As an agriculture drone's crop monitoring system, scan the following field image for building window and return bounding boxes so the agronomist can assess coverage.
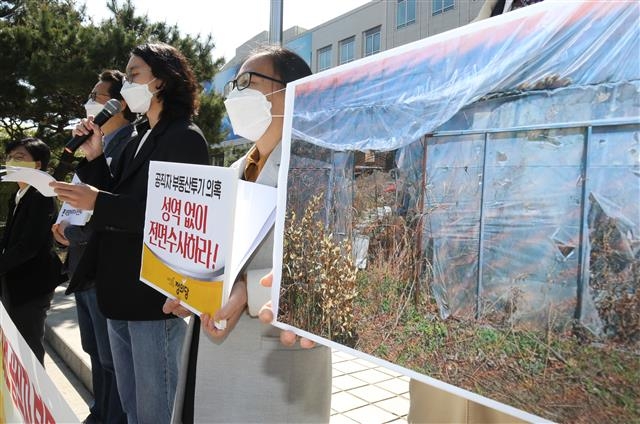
[364,26,381,57]
[318,45,332,71]
[339,36,355,65]
[397,0,416,28]
[433,0,454,15]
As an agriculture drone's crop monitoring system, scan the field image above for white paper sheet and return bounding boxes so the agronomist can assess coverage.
[229,180,277,280]
[1,166,57,197]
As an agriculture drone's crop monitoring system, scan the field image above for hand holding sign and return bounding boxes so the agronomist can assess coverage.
[258,271,316,349]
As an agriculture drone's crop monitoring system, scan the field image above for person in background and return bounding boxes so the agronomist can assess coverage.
[164,46,332,423]
[52,69,134,424]
[0,137,63,364]
[77,69,137,172]
[50,43,210,424]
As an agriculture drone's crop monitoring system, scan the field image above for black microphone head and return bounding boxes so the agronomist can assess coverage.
[92,99,123,127]
[63,98,124,154]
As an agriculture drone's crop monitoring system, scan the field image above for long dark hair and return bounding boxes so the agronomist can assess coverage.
[131,43,200,121]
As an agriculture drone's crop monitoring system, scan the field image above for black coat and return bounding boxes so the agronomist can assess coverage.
[63,122,136,281]
[68,117,210,320]
[0,187,63,305]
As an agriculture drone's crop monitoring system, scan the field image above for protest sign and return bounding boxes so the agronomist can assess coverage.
[141,161,276,326]
[0,304,77,423]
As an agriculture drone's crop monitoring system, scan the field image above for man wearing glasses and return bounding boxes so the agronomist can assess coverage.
[52,70,135,424]
[81,70,137,171]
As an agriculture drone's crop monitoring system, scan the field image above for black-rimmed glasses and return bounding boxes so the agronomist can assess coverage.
[223,71,285,98]
[88,91,110,101]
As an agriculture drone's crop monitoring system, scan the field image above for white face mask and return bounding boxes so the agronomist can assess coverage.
[224,88,283,141]
[120,78,157,114]
[84,99,104,118]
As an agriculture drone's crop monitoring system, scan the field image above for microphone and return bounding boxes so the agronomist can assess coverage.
[64,99,122,154]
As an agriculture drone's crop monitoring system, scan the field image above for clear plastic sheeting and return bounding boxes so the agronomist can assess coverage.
[580,126,640,338]
[384,104,638,336]
[425,127,590,330]
[284,0,640,337]
[289,0,640,151]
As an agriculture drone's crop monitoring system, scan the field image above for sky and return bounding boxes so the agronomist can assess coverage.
[81,0,372,62]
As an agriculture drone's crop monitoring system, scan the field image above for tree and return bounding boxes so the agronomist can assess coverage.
[0,0,226,168]
[194,90,227,146]
[0,0,98,146]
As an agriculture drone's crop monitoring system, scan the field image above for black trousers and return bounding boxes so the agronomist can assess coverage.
[1,287,54,364]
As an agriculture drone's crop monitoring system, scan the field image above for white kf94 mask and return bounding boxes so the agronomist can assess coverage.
[120,78,157,114]
[84,99,105,118]
[224,88,283,141]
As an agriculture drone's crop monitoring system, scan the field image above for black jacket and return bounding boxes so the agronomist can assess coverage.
[63,122,136,282]
[0,187,63,305]
[68,117,210,320]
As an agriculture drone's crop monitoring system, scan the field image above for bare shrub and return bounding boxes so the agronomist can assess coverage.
[279,193,359,345]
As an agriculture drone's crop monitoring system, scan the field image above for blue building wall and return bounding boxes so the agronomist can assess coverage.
[285,32,312,68]
[209,65,240,96]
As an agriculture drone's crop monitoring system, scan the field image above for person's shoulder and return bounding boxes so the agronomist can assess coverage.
[230,151,248,170]
[157,118,209,163]
[174,120,208,146]
[25,187,56,207]
[108,123,136,147]
[25,186,49,199]
[115,122,136,139]
[154,118,208,158]
[180,119,205,136]
[163,118,204,138]
[186,121,206,138]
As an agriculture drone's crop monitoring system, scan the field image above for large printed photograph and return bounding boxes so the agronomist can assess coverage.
[272,2,640,423]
